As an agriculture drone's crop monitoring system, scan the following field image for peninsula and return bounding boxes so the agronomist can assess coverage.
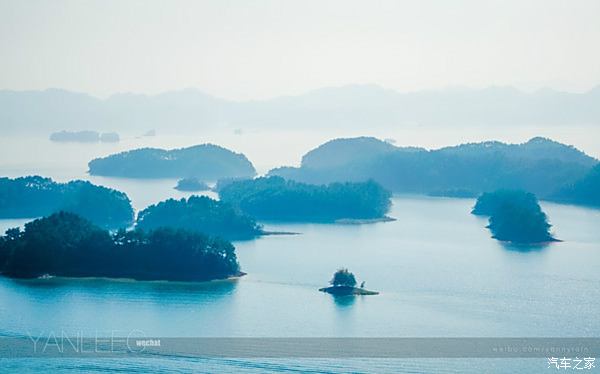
[219,176,392,222]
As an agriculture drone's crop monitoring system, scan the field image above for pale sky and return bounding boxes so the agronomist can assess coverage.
[1,0,600,100]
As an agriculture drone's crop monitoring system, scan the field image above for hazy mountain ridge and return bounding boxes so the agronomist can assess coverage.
[2,84,599,135]
[268,137,598,199]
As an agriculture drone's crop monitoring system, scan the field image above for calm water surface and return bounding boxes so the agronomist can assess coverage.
[1,137,600,372]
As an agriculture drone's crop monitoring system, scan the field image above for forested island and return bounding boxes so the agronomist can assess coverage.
[88,144,256,179]
[472,190,558,244]
[136,195,263,240]
[0,176,133,228]
[269,137,597,199]
[0,212,241,281]
[174,178,210,191]
[50,130,120,143]
[219,176,392,222]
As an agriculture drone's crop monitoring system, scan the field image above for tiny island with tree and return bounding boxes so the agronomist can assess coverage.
[319,268,379,296]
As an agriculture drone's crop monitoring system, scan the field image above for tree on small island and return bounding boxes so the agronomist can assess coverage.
[319,268,379,296]
[330,268,357,287]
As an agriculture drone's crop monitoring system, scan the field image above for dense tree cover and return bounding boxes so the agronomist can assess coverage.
[301,137,402,169]
[0,212,240,281]
[472,190,557,244]
[136,195,262,240]
[472,190,539,216]
[213,177,251,192]
[174,178,210,191]
[219,176,392,222]
[88,144,256,179]
[269,137,597,198]
[330,268,357,287]
[552,164,600,207]
[0,176,133,228]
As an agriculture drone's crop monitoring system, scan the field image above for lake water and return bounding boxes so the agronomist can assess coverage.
[1,136,600,372]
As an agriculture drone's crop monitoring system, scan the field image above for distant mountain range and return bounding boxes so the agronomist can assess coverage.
[1,85,600,134]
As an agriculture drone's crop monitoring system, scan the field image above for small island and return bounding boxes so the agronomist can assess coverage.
[0,176,134,229]
[50,130,120,143]
[174,178,210,192]
[136,195,263,240]
[472,190,558,244]
[219,176,392,222]
[319,268,379,296]
[0,212,242,281]
[88,144,256,179]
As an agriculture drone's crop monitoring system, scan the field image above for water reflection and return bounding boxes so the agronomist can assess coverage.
[4,276,238,304]
[332,295,356,308]
[499,242,552,253]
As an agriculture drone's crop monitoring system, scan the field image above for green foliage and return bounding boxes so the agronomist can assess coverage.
[330,268,357,287]
[0,212,240,281]
[554,164,600,207]
[219,176,391,222]
[88,144,256,179]
[269,137,597,198]
[301,137,399,169]
[136,195,262,240]
[472,190,538,216]
[0,176,134,229]
[473,190,556,244]
[174,178,210,191]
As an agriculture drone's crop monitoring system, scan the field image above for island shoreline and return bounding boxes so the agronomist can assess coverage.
[1,271,247,285]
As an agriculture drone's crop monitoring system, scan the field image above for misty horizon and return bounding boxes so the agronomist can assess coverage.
[2,1,600,100]
[3,82,600,101]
